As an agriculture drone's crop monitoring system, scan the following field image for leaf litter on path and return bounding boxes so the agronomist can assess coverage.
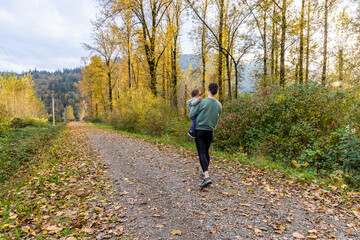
[0,123,127,239]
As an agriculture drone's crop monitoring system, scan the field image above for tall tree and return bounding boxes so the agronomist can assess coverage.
[217,0,225,101]
[305,0,311,82]
[186,0,228,102]
[83,26,119,112]
[167,0,184,108]
[131,0,172,96]
[279,0,287,86]
[299,0,305,83]
[321,0,329,86]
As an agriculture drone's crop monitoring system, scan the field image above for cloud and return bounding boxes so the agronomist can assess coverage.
[0,0,98,73]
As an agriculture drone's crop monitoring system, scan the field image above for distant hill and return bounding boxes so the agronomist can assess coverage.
[25,68,81,118]
[179,54,199,71]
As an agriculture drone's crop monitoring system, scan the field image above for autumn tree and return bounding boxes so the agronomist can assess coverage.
[186,0,229,102]
[83,25,120,112]
[0,73,46,119]
[65,105,75,122]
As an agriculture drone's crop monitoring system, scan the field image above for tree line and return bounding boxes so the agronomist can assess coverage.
[0,73,46,120]
[79,0,360,121]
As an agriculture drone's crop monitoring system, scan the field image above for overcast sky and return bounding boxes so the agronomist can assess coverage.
[0,0,100,73]
[0,0,194,73]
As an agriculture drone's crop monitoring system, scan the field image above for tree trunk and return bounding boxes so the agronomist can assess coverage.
[279,0,287,86]
[270,4,276,85]
[171,34,178,109]
[299,0,305,83]
[218,0,224,102]
[263,9,267,88]
[162,59,166,99]
[234,63,239,99]
[339,48,343,82]
[226,53,232,100]
[128,50,131,89]
[201,0,208,93]
[107,72,113,112]
[321,0,328,86]
[305,0,310,82]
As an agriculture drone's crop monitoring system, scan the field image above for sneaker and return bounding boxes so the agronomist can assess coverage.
[187,131,196,138]
[200,177,212,188]
[198,173,205,180]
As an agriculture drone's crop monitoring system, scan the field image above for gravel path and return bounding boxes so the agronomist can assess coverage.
[76,123,359,240]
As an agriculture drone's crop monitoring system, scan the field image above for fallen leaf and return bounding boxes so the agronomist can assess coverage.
[327,234,336,239]
[210,228,217,234]
[292,232,305,239]
[82,227,93,234]
[353,209,360,220]
[171,230,182,235]
[46,225,62,232]
[255,228,262,234]
[307,229,317,234]
[240,203,252,207]
[8,212,17,219]
[306,235,318,239]
[119,191,129,196]
[275,225,285,234]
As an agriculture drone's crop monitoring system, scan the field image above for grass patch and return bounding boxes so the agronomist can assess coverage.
[0,123,64,183]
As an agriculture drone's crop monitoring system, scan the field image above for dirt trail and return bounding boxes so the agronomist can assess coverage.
[76,122,359,239]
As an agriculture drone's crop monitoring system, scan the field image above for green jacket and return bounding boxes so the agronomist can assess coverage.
[189,97,222,131]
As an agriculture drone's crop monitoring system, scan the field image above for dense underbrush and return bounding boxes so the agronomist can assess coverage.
[215,82,360,187]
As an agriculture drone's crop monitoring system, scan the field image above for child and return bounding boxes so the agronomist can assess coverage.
[187,88,202,138]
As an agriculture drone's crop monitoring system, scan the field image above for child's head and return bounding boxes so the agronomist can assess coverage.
[191,88,200,97]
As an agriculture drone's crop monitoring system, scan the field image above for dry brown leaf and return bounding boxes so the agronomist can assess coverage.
[8,212,17,219]
[171,230,182,235]
[306,235,318,239]
[240,203,252,207]
[327,234,336,239]
[255,228,262,234]
[119,191,129,196]
[46,225,62,232]
[292,232,305,239]
[82,227,93,234]
[353,209,360,220]
[307,229,317,234]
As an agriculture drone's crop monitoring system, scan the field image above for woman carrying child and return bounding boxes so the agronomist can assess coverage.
[189,83,222,188]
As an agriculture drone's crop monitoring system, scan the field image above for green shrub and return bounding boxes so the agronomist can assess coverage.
[48,115,64,123]
[10,117,48,128]
[214,82,360,187]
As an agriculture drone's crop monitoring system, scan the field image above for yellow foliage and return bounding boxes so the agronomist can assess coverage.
[0,73,47,119]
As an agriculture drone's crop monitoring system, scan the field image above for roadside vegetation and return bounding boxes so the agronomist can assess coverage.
[0,118,63,183]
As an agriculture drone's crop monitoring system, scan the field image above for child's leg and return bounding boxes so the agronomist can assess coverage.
[190,116,197,132]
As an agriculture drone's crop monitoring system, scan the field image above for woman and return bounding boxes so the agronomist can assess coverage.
[189,83,222,188]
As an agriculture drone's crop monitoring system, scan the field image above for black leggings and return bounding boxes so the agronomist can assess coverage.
[195,130,214,172]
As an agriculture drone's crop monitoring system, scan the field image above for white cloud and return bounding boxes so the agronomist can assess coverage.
[0,0,98,73]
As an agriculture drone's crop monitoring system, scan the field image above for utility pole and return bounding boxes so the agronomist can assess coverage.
[52,92,55,126]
